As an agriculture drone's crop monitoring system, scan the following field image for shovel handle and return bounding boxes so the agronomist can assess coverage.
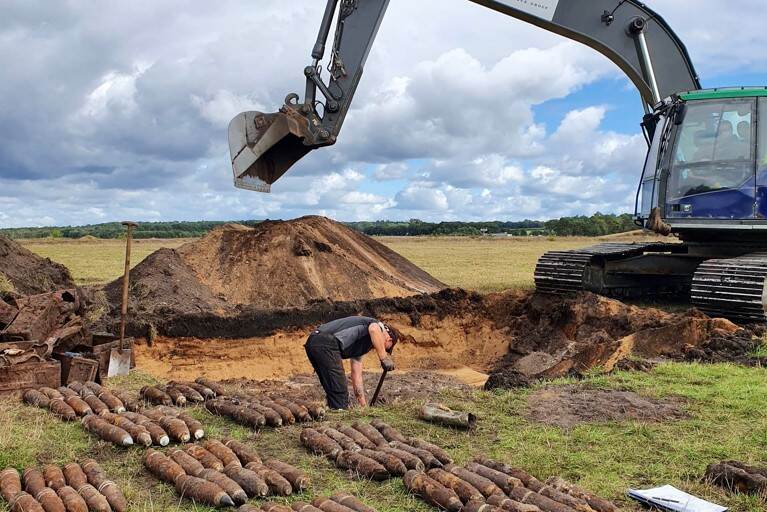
[119,221,137,351]
[370,369,388,407]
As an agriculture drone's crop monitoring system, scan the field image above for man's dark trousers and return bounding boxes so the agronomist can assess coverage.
[305,331,349,409]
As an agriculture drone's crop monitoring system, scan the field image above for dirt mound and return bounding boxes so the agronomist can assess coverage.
[0,235,74,298]
[107,216,445,324]
[527,385,687,428]
[485,292,746,388]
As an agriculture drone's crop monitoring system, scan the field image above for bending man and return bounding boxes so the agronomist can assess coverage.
[305,316,398,409]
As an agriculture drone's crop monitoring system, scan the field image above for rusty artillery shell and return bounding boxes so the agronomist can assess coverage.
[335,451,389,481]
[330,492,377,512]
[8,491,45,512]
[82,415,133,446]
[389,441,441,469]
[271,399,310,423]
[533,486,590,512]
[169,384,204,403]
[76,484,111,512]
[291,502,323,512]
[486,494,542,512]
[143,449,186,484]
[142,410,190,443]
[408,437,453,465]
[39,388,63,400]
[62,464,87,491]
[465,462,522,495]
[258,400,294,424]
[81,460,127,512]
[30,487,66,512]
[223,464,268,498]
[311,497,356,512]
[57,387,78,399]
[428,468,484,503]
[473,458,541,489]
[378,447,424,471]
[351,422,386,447]
[261,503,293,512]
[316,427,360,452]
[1,468,22,502]
[357,449,406,477]
[335,425,376,450]
[42,466,66,491]
[157,385,186,407]
[203,440,240,467]
[222,439,261,465]
[81,395,108,416]
[140,386,172,406]
[508,487,576,512]
[48,399,78,421]
[243,463,292,496]
[22,468,46,495]
[174,412,204,440]
[104,414,152,447]
[244,402,282,427]
[263,459,310,492]
[67,382,85,394]
[300,428,342,459]
[195,377,226,397]
[169,448,205,476]
[110,392,139,413]
[83,382,103,394]
[370,419,407,443]
[63,396,92,417]
[121,413,169,446]
[185,382,215,400]
[199,469,247,506]
[174,474,234,508]
[546,477,615,512]
[464,500,501,512]
[238,504,262,512]
[292,399,325,421]
[206,400,265,429]
[444,465,503,498]
[403,470,463,512]
[96,392,125,413]
[185,445,224,471]
[56,486,87,512]
[23,389,50,409]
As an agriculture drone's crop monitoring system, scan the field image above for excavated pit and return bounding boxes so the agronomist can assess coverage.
[0,235,74,298]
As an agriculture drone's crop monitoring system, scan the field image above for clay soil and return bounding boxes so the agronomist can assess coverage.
[527,385,688,429]
[104,216,445,327]
[0,235,74,297]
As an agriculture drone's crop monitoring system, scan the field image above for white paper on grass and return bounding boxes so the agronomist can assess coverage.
[628,485,728,512]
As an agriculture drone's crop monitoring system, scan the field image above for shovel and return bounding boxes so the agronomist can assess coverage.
[107,221,137,378]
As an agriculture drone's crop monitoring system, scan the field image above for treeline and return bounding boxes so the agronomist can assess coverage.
[0,213,638,240]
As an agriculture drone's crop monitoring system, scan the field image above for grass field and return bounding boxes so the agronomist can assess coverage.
[20,234,655,291]
[3,234,765,511]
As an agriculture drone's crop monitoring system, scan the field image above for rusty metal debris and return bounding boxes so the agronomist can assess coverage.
[705,460,767,496]
[419,402,477,429]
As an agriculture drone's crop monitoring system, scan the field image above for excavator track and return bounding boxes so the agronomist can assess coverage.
[691,253,767,323]
[534,242,691,298]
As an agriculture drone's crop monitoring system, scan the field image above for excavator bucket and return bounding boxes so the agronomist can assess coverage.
[228,110,313,192]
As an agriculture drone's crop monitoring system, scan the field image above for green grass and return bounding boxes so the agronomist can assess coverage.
[2,364,766,511]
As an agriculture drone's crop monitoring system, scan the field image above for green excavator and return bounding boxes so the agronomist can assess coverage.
[227,0,767,323]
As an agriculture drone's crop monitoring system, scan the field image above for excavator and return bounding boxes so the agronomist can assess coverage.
[227,0,767,323]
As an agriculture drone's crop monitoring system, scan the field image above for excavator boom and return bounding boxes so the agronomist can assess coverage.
[228,0,700,192]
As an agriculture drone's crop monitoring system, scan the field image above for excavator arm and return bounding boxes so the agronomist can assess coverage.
[228,0,701,192]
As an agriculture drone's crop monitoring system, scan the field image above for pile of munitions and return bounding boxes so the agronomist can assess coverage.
[404,456,620,512]
[206,395,325,429]
[21,381,205,447]
[143,438,310,507]
[140,377,225,406]
[300,419,451,481]
[0,460,127,512]
[705,460,767,496]
[239,492,378,512]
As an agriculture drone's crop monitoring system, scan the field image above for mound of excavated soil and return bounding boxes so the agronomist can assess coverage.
[0,235,74,298]
[106,216,445,324]
[527,385,687,428]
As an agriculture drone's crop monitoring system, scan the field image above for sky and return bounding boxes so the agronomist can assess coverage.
[0,0,766,227]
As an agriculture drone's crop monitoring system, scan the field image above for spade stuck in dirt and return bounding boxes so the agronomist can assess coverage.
[108,221,136,378]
